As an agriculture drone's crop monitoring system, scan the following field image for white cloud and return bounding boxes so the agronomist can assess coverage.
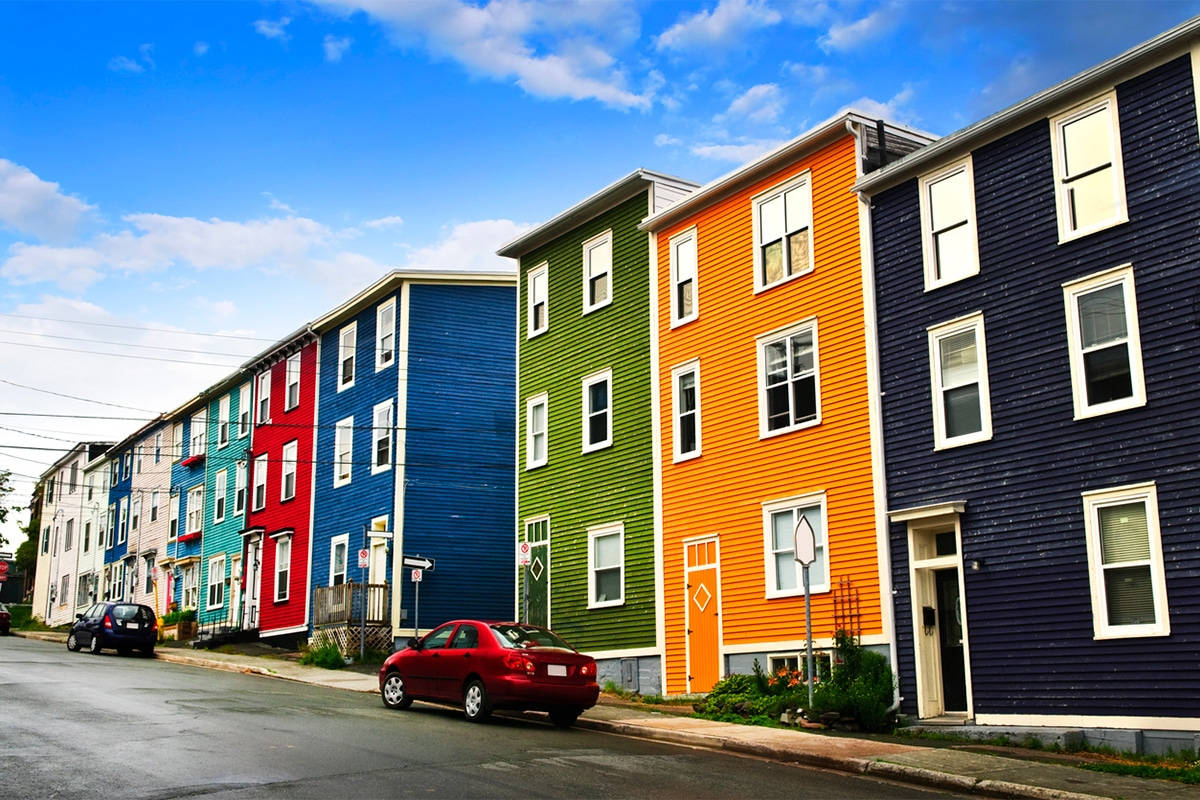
[262,192,296,214]
[839,85,918,125]
[718,83,784,124]
[362,215,405,229]
[1,243,104,289]
[107,55,144,74]
[690,138,785,162]
[194,297,237,318]
[324,35,353,62]
[405,219,531,270]
[784,62,830,83]
[976,57,1040,115]
[654,133,682,147]
[656,0,781,52]
[138,43,156,70]
[820,6,895,52]
[194,41,209,56]
[254,17,292,41]
[0,159,95,242]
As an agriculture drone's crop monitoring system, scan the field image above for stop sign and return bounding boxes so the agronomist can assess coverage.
[0,561,9,575]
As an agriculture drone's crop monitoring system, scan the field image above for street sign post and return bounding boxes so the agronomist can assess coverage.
[368,531,393,540]
[793,515,817,711]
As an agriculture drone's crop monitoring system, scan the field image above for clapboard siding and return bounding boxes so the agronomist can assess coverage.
[199,386,250,625]
[874,54,1200,719]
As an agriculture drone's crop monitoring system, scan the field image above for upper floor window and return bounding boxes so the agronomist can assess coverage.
[207,555,225,610]
[186,485,204,535]
[376,298,396,370]
[1050,92,1127,242]
[670,227,698,326]
[753,172,812,291]
[763,493,828,598]
[86,474,95,501]
[1082,482,1168,639]
[1063,264,1145,419]
[330,534,349,586]
[167,497,178,541]
[372,400,393,474]
[274,535,291,602]
[281,440,298,501]
[525,394,547,469]
[527,262,548,337]
[153,433,162,464]
[252,454,268,511]
[285,352,301,410]
[172,422,183,462]
[582,229,612,313]
[757,320,819,437]
[238,383,251,437]
[338,322,357,391]
[919,158,979,290]
[587,524,624,608]
[256,371,271,425]
[214,469,227,523]
[118,498,128,544]
[582,370,612,453]
[334,417,353,487]
[928,313,992,449]
[234,461,246,516]
[671,360,700,461]
[218,395,230,447]
[189,412,206,458]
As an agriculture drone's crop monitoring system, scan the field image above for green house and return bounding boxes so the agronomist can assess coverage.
[497,170,696,694]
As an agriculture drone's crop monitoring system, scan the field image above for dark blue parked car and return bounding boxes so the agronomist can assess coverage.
[67,602,157,656]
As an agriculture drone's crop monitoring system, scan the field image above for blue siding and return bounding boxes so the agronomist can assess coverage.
[873,55,1200,718]
[105,450,133,567]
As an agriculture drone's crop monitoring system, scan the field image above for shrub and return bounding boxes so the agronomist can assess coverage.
[161,609,197,625]
[7,604,32,628]
[808,630,897,732]
[300,643,346,669]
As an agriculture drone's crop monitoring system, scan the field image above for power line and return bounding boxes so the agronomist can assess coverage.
[0,379,160,413]
[0,312,279,342]
[0,328,257,359]
[0,339,244,368]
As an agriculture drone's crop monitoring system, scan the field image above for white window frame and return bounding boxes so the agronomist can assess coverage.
[83,521,91,553]
[252,454,268,511]
[1063,264,1145,420]
[338,322,357,391]
[218,394,230,447]
[274,535,292,602]
[376,297,396,371]
[64,518,74,551]
[153,433,162,464]
[671,359,701,462]
[135,449,142,475]
[238,383,251,437]
[334,416,354,487]
[234,461,246,516]
[214,469,227,523]
[372,400,393,474]
[167,496,178,542]
[1082,482,1168,639]
[587,523,625,609]
[669,226,698,326]
[525,394,548,469]
[118,498,128,545]
[172,422,183,462]
[762,492,829,599]
[186,485,204,535]
[256,370,271,425]
[206,555,225,610]
[1050,91,1128,243]
[130,498,140,534]
[330,533,349,586]
[583,371,614,453]
[751,171,814,292]
[181,563,198,609]
[150,490,159,523]
[756,318,821,438]
[526,262,549,338]
[928,312,993,450]
[582,229,613,314]
[281,440,298,501]
[285,352,301,411]
[189,411,206,458]
[919,157,980,290]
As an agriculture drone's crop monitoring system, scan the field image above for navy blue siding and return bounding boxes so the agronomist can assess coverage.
[105,451,133,566]
[874,55,1200,718]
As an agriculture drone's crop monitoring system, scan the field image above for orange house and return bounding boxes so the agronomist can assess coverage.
[641,113,934,694]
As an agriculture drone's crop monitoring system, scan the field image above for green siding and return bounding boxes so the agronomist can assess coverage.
[518,189,656,652]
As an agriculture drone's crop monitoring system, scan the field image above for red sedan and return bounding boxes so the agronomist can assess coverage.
[379,620,599,727]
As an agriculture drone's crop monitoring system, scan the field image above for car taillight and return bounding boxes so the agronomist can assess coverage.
[150,618,158,631]
[502,651,536,676]
[579,662,596,679]
[104,616,112,630]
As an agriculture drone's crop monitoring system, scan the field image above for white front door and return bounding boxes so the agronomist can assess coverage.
[244,539,261,629]
[229,555,242,627]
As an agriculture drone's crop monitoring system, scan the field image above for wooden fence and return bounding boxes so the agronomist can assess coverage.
[313,582,390,627]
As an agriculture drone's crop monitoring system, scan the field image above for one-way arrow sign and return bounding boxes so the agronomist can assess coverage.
[401,555,435,572]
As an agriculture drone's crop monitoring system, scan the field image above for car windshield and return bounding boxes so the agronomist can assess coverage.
[489,624,575,651]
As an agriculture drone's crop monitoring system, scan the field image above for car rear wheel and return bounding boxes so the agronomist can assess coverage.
[462,679,491,722]
[88,635,102,655]
[67,632,81,652]
[549,707,582,728]
[381,673,413,710]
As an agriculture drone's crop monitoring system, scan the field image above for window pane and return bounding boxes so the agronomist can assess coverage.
[1083,343,1132,404]
[1068,168,1117,231]
[1099,502,1150,563]
[595,567,620,602]
[789,332,813,375]
[944,384,982,437]
[590,273,609,306]
[760,194,784,244]
[939,330,978,386]
[762,241,783,284]
[784,185,808,234]
[675,236,696,280]
[531,402,545,432]
[771,511,792,552]
[588,414,608,444]
[595,533,620,568]
[775,552,797,591]
[678,373,695,412]
[787,229,810,276]
[928,170,968,231]
[1078,284,1127,347]
[766,385,790,430]
[679,414,696,454]
[589,380,608,413]
[677,279,693,318]
[765,342,787,384]
[934,222,972,281]
[791,375,817,423]
[1062,107,1112,177]
[1104,565,1155,626]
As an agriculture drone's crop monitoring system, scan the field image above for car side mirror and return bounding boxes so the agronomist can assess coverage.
[76,614,84,620]
[406,636,421,650]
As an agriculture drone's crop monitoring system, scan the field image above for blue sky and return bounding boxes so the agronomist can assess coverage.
[0,0,1197,543]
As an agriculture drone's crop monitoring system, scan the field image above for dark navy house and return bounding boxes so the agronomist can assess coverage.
[857,19,1200,742]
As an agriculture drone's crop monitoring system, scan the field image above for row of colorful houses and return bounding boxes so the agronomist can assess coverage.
[28,18,1200,744]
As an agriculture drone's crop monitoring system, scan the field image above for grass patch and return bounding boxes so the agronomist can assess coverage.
[1080,760,1200,784]
[299,643,347,670]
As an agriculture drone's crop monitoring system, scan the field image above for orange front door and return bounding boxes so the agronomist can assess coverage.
[685,538,720,693]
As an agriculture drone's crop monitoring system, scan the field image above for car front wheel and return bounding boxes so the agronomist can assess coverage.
[462,679,491,722]
[381,673,413,710]
[88,635,102,655]
[67,632,80,652]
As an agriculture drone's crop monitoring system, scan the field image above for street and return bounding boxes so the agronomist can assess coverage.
[0,636,960,799]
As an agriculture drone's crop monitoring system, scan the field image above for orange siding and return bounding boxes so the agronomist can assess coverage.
[657,135,881,695]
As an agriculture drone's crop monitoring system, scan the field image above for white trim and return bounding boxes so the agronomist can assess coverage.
[285,352,301,411]
[333,416,354,487]
[756,317,821,439]
[889,501,967,523]
[337,321,357,392]
[582,646,659,661]
[1193,42,1200,149]
[670,359,701,462]
[184,485,203,536]
[761,491,830,598]
[273,534,291,602]
[330,533,349,586]
[683,533,723,694]
[205,554,226,611]
[304,337,320,633]
[238,382,251,438]
[218,394,231,448]
[257,622,310,637]
[526,261,549,338]
[525,393,548,469]
[581,228,614,315]
[234,460,246,517]
[1049,91,1128,243]
[721,632,890,655]
[581,368,613,453]
[371,399,394,475]
[256,370,271,426]
[1082,481,1169,639]
[586,522,625,609]
[213,468,227,524]
[668,226,698,327]
[375,296,396,372]
[928,312,993,449]
[390,282,411,633]
[751,170,814,293]
[649,227,666,696]
[918,157,980,291]
[252,453,268,511]
[976,713,1200,732]
[1063,264,1146,420]
[280,439,298,502]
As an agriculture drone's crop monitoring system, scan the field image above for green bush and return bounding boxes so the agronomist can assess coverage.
[300,643,347,669]
[161,608,197,625]
[808,630,897,732]
[7,604,32,628]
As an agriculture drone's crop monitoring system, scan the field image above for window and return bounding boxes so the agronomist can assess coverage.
[928,313,992,449]
[582,230,612,313]
[143,556,154,594]
[207,555,225,609]
[218,395,230,447]
[172,422,183,462]
[1064,265,1145,419]
[238,383,251,436]
[189,411,206,458]
[150,490,159,522]
[582,370,612,452]
[372,401,393,473]
[330,534,349,586]
[527,262,548,337]
[753,172,812,290]
[234,461,246,516]
[111,562,126,602]
[1050,92,1127,241]
[122,453,130,479]
[153,433,162,464]
[587,524,624,608]
[60,574,70,606]
[376,298,396,370]
[130,497,140,534]
[69,461,78,491]
[1083,483,1168,639]
[334,417,354,486]
[285,352,301,410]
[168,495,179,541]
[671,361,700,461]
[670,227,698,325]
[525,395,547,468]
[256,370,271,425]
[118,499,128,544]
[86,474,94,501]
[338,322,357,390]
[41,525,50,554]
[182,563,198,609]
[274,536,291,602]
[281,440,298,501]
[186,485,204,535]
[758,320,819,437]
[919,158,979,289]
[83,521,91,553]
[106,505,115,548]
[252,454,268,510]
[763,493,828,598]
[64,519,74,551]
[77,574,91,608]
[214,469,227,523]
[136,448,144,474]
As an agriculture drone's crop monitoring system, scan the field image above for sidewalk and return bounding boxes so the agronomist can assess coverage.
[19,629,1196,800]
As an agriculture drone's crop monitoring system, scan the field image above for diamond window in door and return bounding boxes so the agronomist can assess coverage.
[692,583,712,612]
[529,555,544,582]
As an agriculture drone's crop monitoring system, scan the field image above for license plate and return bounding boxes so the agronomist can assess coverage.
[125,622,139,629]
[547,664,566,677]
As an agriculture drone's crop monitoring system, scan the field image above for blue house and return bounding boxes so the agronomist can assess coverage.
[856,19,1200,747]
[103,440,134,601]
[309,271,516,650]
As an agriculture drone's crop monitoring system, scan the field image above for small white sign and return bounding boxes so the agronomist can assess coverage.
[411,569,423,583]
[517,541,531,566]
[358,548,370,569]
[793,516,816,566]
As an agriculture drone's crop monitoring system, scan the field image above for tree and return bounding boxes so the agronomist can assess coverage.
[0,468,11,547]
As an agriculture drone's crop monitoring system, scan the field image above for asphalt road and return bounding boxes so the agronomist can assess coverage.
[1,636,959,799]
